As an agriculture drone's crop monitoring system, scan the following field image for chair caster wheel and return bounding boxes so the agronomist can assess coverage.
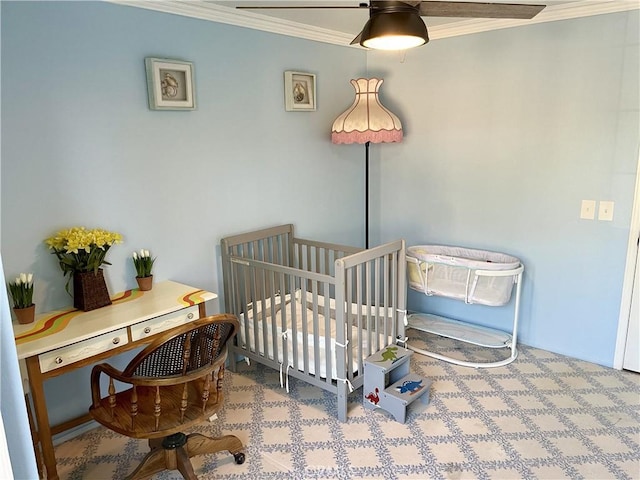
[234,452,245,464]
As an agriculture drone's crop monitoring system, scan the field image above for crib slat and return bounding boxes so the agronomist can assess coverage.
[350,268,359,383]
[391,250,398,341]
[321,282,332,386]
[232,255,250,356]
[289,275,300,370]
[374,257,380,352]
[310,282,319,379]
[324,248,330,276]
[383,253,391,342]
[267,268,278,364]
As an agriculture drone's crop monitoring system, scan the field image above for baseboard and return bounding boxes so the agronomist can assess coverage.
[52,420,99,446]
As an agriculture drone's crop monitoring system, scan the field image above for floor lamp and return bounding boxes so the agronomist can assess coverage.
[331,78,403,248]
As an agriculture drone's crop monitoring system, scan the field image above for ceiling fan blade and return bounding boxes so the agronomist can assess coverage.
[418,1,545,19]
[236,4,367,10]
[236,2,545,19]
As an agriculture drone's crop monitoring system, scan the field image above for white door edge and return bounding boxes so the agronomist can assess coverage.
[614,146,640,370]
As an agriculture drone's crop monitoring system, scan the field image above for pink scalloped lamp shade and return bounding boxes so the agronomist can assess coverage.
[331,78,403,144]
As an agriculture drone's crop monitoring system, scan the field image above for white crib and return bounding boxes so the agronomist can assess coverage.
[221,224,407,422]
[406,245,524,368]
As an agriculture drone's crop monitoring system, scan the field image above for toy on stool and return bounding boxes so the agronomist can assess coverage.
[377,346,400,364]
[365,388,380,405]
[396,379,425,395]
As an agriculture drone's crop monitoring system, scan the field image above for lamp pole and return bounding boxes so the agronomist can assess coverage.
[365,141,370,249]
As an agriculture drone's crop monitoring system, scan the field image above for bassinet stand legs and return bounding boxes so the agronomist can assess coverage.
[408,339,518,368]
[407,268,523,369]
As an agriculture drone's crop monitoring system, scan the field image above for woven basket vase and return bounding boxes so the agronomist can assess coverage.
[73,269,112,311]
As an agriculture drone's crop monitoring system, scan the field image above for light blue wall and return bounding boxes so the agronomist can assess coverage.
[368,11,639,366]
[1,1,638,472]
[1,0,365,436]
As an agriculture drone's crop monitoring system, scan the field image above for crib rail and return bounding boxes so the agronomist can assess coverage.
[221,224,295,306]
[293,237,362,276]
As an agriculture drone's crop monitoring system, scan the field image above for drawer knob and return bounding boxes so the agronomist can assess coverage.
[144,327,151,334]
[55,356,63,365]
[112,337,121,345]
[187,313,194,320]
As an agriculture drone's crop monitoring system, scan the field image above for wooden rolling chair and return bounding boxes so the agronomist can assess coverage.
[89,314,244,480]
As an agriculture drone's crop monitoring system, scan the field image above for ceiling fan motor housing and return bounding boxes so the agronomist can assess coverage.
[369,1,421,15]
[361,2,429,49]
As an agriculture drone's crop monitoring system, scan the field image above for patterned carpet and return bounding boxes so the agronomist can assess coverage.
[54,331,640,479]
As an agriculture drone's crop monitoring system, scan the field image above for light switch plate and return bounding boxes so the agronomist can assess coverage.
[580,200,596,220]
[598,201,614,221]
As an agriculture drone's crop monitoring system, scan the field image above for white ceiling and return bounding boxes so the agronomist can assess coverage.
[110,0,639,47]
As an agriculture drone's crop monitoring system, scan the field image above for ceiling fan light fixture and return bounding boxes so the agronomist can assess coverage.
[360,11,429,51]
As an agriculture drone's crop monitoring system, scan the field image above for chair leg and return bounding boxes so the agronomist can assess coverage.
[185,433,245,463]
[175,446,197,480]
[124,446,169,480]
[125,433,245,480]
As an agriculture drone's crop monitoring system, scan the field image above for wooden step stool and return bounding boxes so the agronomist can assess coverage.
[363,345,431,423]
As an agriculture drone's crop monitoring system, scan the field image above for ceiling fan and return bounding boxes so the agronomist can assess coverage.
[237,1,546,50]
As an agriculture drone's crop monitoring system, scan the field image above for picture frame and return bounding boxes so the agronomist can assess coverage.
[284,71,316,112]
[145,58,195,111]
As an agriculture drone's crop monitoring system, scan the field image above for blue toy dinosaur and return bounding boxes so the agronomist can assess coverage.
[396,379,423,394]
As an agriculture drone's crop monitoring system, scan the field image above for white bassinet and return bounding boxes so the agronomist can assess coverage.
[406,245,524,368]
[407,245,520,306]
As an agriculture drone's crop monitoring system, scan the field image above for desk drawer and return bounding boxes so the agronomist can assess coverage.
[130,305,199,342]
[39,328,129,373]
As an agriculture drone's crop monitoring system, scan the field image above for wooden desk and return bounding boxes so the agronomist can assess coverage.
[13,281,217,480]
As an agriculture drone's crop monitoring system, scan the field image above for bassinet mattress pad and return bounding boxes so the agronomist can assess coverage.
[238,292,388,379]
[407,245,521,306]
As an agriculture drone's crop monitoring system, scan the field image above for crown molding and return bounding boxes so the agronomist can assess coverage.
[108,1,640,46]
[109,1,355,46]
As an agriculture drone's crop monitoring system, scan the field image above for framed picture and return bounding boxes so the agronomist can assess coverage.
[284,71,316,111]
[145,58,195,111]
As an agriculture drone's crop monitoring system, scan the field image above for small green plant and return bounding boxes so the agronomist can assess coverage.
[133,249,155,278]
[8,273,34,309]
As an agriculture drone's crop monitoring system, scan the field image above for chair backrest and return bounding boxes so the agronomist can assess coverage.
[90,314,239,439]
[124,314,238,380]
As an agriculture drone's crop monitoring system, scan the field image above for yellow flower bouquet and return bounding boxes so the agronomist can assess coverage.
[45,227,123,291]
